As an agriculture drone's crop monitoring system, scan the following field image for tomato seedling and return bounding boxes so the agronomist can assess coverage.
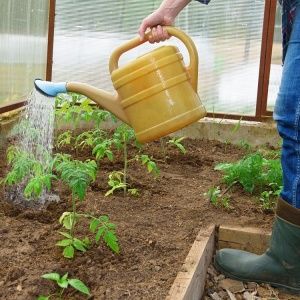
[38,272,90,299]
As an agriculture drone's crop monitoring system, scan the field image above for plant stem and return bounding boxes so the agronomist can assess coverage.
[123,135,127,196]
[70,195,76,239]
[59,288,64,300]
[160,138,167,161]
[220,181,238,197]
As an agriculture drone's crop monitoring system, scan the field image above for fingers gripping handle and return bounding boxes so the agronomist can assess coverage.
[109,26,198,92]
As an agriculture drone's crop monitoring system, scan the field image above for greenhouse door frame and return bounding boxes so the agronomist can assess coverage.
[205,0,277,121]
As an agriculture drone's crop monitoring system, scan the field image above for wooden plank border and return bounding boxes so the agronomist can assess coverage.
[166,225,271,300]
[166,226,215,300]
[218,225,271,255]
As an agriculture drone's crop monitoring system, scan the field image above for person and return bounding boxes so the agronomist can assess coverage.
[138,0,300,294]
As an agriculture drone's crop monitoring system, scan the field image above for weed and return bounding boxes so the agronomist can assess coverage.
[205,186,221,206]
[238,139,252,152]
[204,186,231,209]
[167,137,187,154]
[215,151,282,210]
[38,272,90,299]
[231,117,242,133]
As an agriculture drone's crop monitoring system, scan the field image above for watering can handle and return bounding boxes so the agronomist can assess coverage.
[109,26,199,92]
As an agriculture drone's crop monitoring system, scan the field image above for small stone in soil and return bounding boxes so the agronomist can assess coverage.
[16,284,22,292]
[226,289,237,300]
[217,274,226,281]
[243,291,257,300]
[246,282,257,291]
[219,278,245,293]
[209,292,222,300]
[256,285,273,297]
[154,265,161,271]
[218,290,228,299]
[207,266,218,277]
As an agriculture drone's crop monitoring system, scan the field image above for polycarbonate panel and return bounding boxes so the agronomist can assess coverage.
[268,3,282,112]
[53,0,265,115]
[0,0,49,105]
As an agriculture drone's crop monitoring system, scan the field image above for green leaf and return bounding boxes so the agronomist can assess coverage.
[95,227,105,242]
[65,214,77,229]
[104,230,120,253]
[59,231,73,239]
[56,239,72,247]
[37,296,50,300]
[89,219,100,233]
[59,212,78,230]
[99,215,109,223]
[106,150,114,161]
[176,143,186,154]
[63,245,75,259]
[68,279,91,296]
[57,277,69,289]
[73,238,87,252]
[41,272,60,282]
[61,272,69,281]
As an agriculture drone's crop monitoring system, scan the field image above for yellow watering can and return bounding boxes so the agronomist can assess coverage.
[35,26,206,143]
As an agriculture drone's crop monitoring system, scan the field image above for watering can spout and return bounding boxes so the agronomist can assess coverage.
[34,79,129,124]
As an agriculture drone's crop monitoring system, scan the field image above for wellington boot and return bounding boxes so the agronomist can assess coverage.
[214,198,300,294]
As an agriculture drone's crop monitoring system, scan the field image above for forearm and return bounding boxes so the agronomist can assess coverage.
[158,0,192,19]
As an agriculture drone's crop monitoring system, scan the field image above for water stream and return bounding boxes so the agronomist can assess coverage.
[6,89,59,208]
[20,89,55,159]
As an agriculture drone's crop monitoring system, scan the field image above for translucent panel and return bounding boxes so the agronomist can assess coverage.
[0,0,49,105]
[268,4,282,112]
[53,0,265,115]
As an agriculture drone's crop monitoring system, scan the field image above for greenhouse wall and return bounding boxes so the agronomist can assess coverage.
[0,0,49,106]
[52,0,272,116]
[0,0,280,117]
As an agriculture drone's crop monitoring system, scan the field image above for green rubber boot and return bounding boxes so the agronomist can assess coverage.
[214,198,300,294]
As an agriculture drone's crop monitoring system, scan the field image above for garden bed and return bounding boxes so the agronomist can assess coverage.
[0,137,274,299]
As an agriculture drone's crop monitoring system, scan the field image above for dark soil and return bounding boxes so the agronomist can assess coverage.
[0,137,274,300]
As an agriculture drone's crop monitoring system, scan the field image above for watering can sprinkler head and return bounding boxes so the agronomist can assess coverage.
[33,27,207,143]
[34,79,67,97]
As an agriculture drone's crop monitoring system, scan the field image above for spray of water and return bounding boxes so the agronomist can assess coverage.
[20,89,55,159]
[6,89,59,208]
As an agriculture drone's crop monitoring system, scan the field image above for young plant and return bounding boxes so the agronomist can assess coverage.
[105,171,127,196]
[215,151,282,210]
[56,131,73,149]
[54,155,119,258]
[139,154,160,177]
[204,186,231,209]
[205,186,221,206]
[55,93,116,128]
[92,138,114,161]
[2,146,56,199]
[105,171,140,197]
[38,272,90,299]
[167,137,187,154]
[112,124,137,195]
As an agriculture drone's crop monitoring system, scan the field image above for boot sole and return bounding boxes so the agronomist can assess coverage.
[214,259,300,295]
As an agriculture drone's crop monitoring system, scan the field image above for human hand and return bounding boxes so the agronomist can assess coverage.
[138,10,173,43]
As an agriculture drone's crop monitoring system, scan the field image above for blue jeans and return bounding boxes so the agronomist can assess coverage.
[274,5,300,208]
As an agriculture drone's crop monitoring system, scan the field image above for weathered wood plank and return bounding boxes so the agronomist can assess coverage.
[218,226,271,255]
[166,226,215,300]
